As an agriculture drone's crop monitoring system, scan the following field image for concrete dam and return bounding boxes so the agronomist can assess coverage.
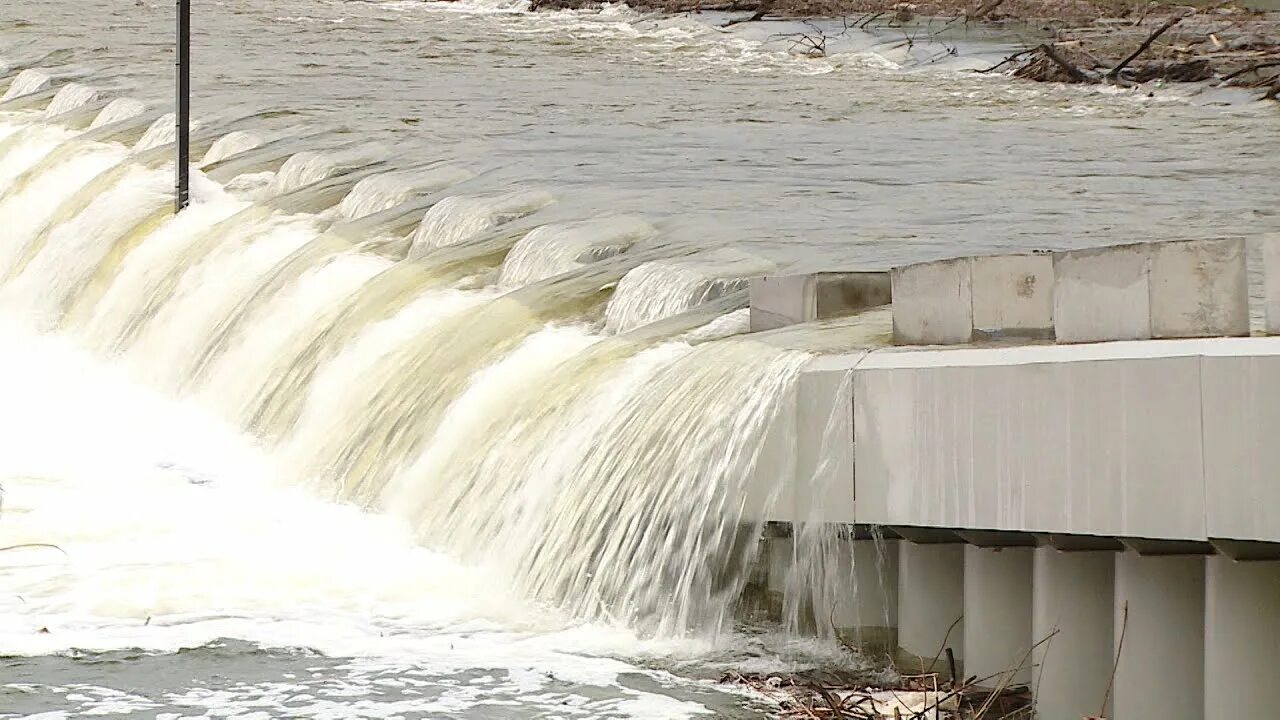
[1,37,1277,720]
[746,238,1280,720]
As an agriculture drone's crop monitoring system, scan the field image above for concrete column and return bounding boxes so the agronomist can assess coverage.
[896,542,964,674]
[1032,548,1115,720]
[829,538,899,655]
[1112,553,1205,720]
[1205,556,1280,718]
[963,546,1033,689]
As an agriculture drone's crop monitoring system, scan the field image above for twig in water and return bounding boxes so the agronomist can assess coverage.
[1100,601,1129,718]
[925,613,964,676]
[1221,59,1280,82]
[1107,14,1185,79]
[976,47,1035,74]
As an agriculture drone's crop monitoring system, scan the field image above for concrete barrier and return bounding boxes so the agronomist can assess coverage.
[1149,238,1247,338]
[891,258,973,345]
[971,253,1054,340]
[853,342,1206,541]
[749,272,891,332]
[1053,243,1153,343]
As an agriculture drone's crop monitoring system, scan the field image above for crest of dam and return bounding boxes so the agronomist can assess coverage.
[0,73,879,639]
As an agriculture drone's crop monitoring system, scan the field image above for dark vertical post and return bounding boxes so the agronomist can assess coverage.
[175,0,190,212]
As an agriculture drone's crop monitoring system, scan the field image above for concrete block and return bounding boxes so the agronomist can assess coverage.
[1199,341,1280,543]
[970,253,1054,339]
[897,542,964,673]
[963,546,1033,689]
[1149,238,1248,338]
[891,258,973,345]
[1032,549,1114,720]
[749,272,890,332]
[1053,243,1152,343]
[1112,553,1204,720]
[854,342,1205,541]
[1204,557,1280,720]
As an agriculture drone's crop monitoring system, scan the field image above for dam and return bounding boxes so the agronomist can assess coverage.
[745,238,1280,719]
[2,1,1279,717]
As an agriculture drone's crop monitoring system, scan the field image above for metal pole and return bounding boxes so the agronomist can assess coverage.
[175,0,190,212]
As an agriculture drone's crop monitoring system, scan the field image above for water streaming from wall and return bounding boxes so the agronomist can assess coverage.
[0,77,847,641]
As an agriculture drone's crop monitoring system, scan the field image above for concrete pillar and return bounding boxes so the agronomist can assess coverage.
[963,546,1033,689]
[829,538,899,655]
[1032,548,1115,720]
[1112,553,1205,720]
[1204,556,1280,718]
[896,541,964,674]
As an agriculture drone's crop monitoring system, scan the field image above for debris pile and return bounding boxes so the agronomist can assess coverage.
[720,670,1034,719]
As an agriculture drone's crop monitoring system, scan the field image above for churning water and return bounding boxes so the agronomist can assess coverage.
[0,0,1276,716]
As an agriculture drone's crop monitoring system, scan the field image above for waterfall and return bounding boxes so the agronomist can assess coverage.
[90,98,147,129]
[604,249,778,334]
[43,82,99,118]
[409,188,556,255]
[497,215,656,288]
[336,166,474,219]
[1,68,52,101]
[202,130,263,165]
[0,103,838,641]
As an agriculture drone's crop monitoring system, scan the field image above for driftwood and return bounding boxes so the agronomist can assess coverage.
[1107,13,1185,78]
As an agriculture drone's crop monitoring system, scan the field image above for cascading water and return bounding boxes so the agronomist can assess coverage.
[0,60,878,716]
[42,82,99,118]
[89,97,147,129]
[0,68,52,101]
[409,188,557,255]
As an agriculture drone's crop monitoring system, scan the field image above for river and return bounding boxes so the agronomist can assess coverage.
[0,0,1276,717]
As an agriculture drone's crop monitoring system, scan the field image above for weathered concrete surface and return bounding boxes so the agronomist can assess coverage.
[1112,553,1205,720]
[891,258,973,345]
[1053,243,1152,343]
[1032,548,1114,720]
[854,342,1205,541]
[792,354,859,524]
[963,546,1033,689]
[1199,345,1280,544]
[749,272,891,332]
[1149,238,1248,338]
[896,542,964,674]
[1204,557,1280,720]
[970,253,1054,340]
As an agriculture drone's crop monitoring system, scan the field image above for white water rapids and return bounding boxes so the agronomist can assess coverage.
[0,65,867,717]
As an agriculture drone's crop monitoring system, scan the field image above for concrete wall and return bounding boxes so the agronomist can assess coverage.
[888,239,1249,346]
[853,341,1207,541]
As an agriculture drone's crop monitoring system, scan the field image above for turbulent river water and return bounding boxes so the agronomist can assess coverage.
[0,0,1277,717]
